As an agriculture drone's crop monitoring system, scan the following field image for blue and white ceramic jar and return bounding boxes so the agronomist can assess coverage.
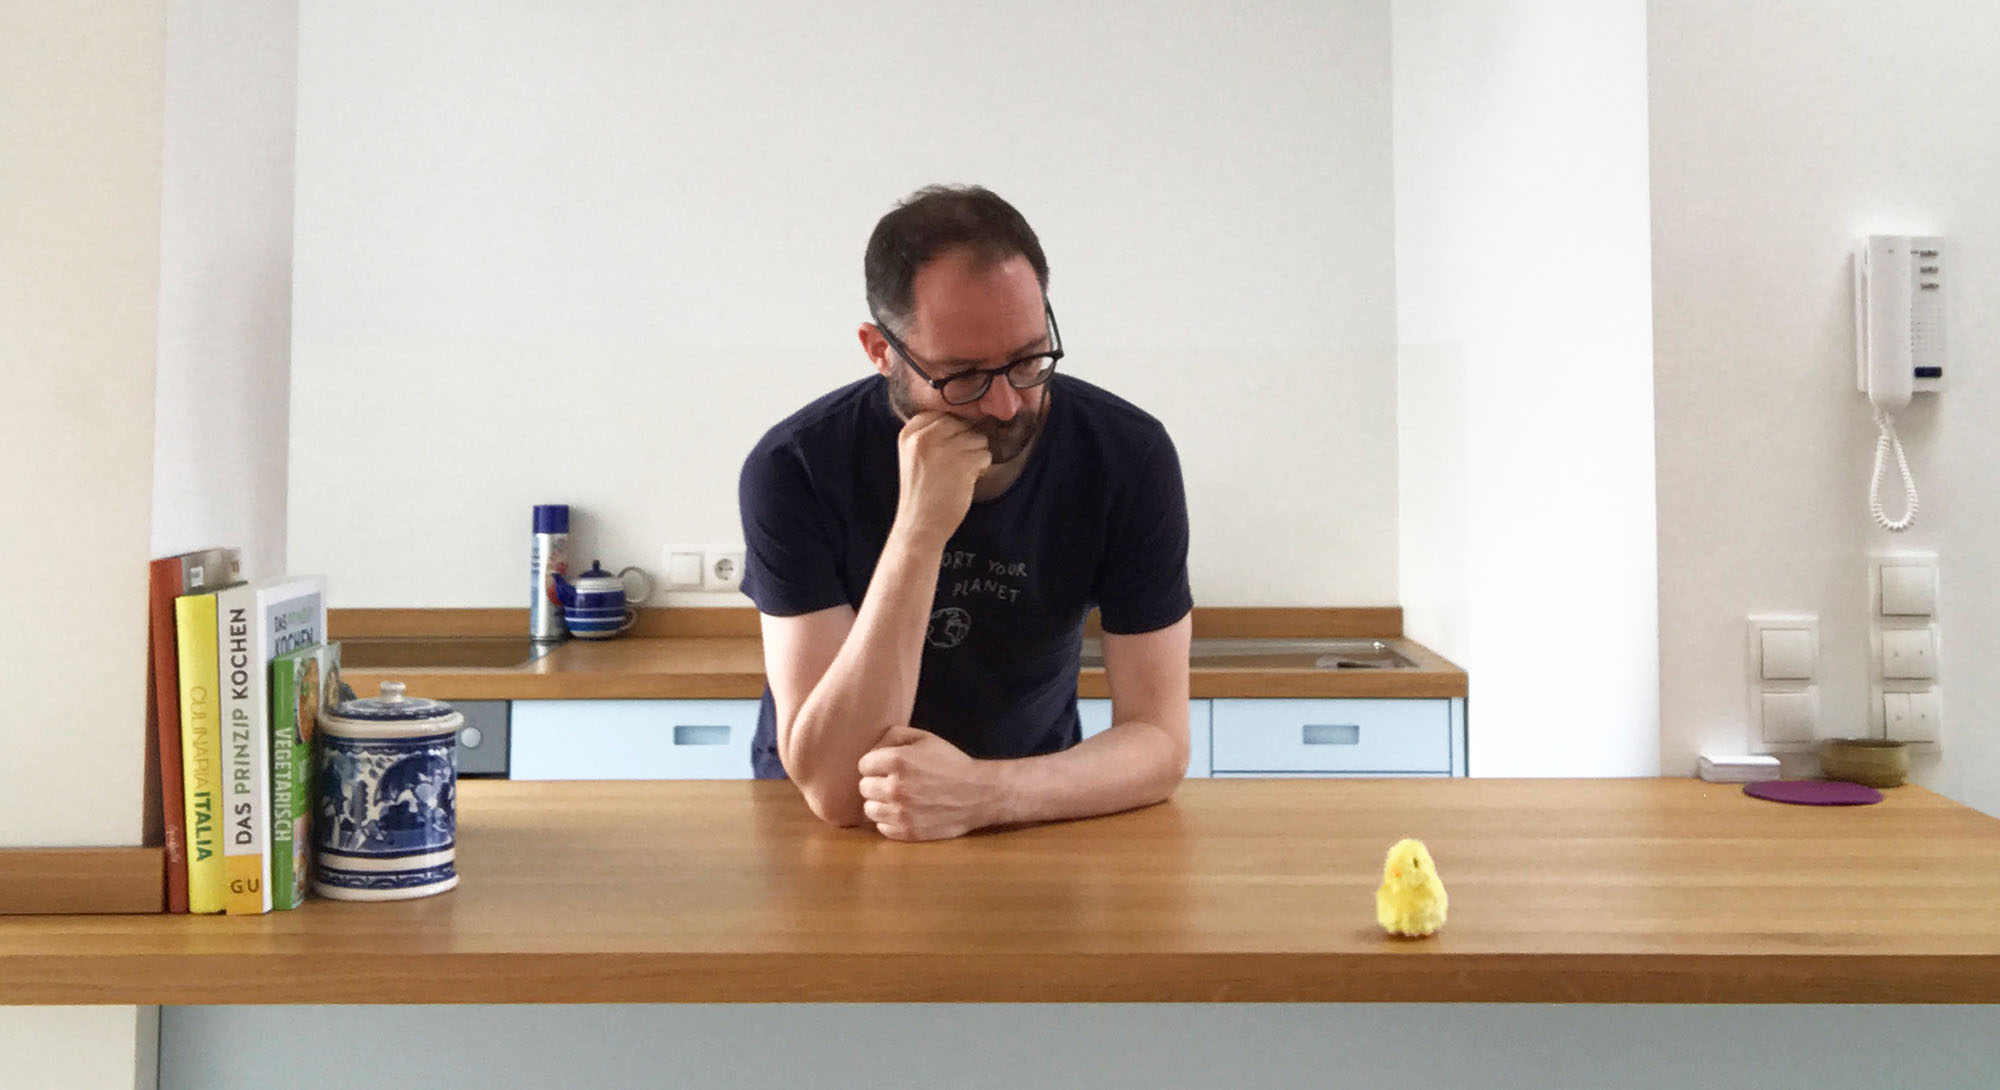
[314,681,460,901]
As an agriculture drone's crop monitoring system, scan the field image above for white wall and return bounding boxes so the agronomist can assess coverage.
[1650,0,2000,812]
[1,3,166,1085]
[3,0,297,1082]
[150,0,300,581]
[1392,0,1661,776]
[0,1006,156,1090]
[286,0,1400,610]
[1,0,165,849]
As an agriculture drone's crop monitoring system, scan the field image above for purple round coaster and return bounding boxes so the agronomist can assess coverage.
[1743,779,1884,806]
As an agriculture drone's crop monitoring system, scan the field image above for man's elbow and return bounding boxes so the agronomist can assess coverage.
[779,724,875,828]
[802,786,868,828]
[784,756,868,828]
[1148,723,1190,802]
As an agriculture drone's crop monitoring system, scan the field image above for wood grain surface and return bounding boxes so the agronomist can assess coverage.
[331,608,761,639]
[332,608,1466,701]
[0,847,164,915]
[1183,607,1404,638]
[342,637,774,701]
[3,779,1996,1005]
[331,607,1401,641]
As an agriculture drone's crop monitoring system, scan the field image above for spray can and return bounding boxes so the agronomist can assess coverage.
[530,504,570,641]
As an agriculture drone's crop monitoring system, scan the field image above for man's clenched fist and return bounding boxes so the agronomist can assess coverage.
[856,725,1004,841]
[891,412,991,548]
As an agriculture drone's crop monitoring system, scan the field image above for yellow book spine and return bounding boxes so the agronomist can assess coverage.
[175,595,225,914]
[224,855,264,915]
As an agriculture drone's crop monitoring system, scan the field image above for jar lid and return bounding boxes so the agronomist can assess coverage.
[327,680,456,723]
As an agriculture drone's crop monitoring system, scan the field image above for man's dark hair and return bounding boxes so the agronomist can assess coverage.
[864,185,1049,335]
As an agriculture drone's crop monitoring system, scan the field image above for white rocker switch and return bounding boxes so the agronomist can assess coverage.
[1903,689,1942,743]
[1760,689,1817,744]
[1880,564,1937,617]
[664,550,705,589]
[1881,628,1938,680]
[1759,628,1815,681]
[1883,692,1915,740]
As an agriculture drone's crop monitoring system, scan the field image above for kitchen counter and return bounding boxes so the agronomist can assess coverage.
[332,607,1468,701]
[0,609,1466,917]
[7,778,1999,1005]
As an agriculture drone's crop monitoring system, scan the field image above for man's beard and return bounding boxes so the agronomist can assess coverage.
[885,367,1048,465]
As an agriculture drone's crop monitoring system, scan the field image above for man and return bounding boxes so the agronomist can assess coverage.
[738,185,1193,841]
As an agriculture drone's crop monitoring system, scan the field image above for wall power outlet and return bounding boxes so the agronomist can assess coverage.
[703,547,746,592]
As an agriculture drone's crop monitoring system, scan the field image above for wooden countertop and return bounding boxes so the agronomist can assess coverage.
[333,607,1469,701]
[5,778,1998,1005]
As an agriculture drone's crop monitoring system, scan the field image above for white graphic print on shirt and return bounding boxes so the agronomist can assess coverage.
[930,550,1033,650]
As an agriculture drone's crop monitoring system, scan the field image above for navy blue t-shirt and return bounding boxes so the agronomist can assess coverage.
[737,372,1192,779]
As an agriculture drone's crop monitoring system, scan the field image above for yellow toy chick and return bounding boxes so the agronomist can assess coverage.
[1376,837,1448,937]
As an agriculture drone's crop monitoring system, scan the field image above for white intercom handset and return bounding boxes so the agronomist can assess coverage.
[1853,235,1945,532]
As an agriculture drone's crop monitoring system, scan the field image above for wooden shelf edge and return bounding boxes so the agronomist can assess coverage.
[4,951,1996,1005]
[338,670,773,702]
[333,607,1406,641]
[332,608,761,639]
[1184,607,1404,639]
[0,846,164,915]
[355,670,1467,702]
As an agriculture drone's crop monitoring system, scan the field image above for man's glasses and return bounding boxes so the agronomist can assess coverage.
[872,302,1064,406]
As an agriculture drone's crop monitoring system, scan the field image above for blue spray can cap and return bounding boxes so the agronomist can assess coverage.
[533,504,570,533]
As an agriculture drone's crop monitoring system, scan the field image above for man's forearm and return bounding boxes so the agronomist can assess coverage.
[782,527,942,823]
[982,717,1187,828]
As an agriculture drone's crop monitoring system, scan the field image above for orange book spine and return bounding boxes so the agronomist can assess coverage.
[148,558,190,913]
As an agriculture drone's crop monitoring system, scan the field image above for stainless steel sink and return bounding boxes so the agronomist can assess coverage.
[339,637,557,670]
[1077,637,1419,670]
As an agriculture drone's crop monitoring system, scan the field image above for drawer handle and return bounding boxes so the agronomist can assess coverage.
[1302,723,1360,746]
[673,724,731,746]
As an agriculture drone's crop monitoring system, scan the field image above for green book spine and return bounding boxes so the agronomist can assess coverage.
[270,642,338,910]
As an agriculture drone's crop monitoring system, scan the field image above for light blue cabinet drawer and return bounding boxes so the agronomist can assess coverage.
[1209,698,1453,775]
[510,699,757,780]
[1079,699,1211,778]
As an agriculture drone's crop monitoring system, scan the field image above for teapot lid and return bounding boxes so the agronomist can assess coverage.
[327,680,456,723]
[571,560,625,588]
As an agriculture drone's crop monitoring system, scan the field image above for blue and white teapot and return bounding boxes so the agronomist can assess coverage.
[552,560,653,639]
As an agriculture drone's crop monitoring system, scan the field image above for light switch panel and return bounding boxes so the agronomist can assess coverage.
[661,546,706,589]
[1746,614,1819,754]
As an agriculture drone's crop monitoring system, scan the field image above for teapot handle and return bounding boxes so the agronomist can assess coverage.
[618,565,654,605]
